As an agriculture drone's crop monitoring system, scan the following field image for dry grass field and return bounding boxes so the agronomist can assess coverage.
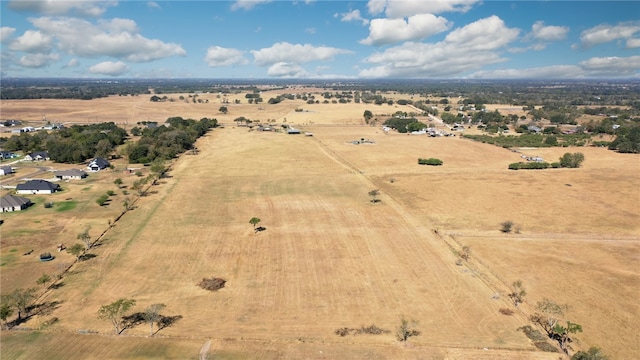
[0,92,638,359]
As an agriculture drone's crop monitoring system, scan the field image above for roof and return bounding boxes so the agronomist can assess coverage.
[89,157,110,168]
[16,179,60,192]
[55,169,87,177]
[28,151,49,158]
[0,166,12,172]
[0,194,32,208]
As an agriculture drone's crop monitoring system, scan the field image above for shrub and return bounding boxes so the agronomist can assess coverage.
[508,162,550,170]
[499,308,514,315]
[106,190,116,196]
[501,221,514,233]
[418,158,443,166]
[559,152,585,168]
[198,277,226,292]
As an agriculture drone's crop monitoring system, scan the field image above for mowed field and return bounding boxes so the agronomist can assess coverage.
[1,93,638,359]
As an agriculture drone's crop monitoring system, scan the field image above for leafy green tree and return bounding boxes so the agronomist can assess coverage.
[96,194,109,206]
[219,106,228,114]
[67,243,85,260]
[530,298,568,336]
[0,302,14,326]
[98,298,136,334]
[559,152,585,168]
[114,178,123,188]
[508,280,526,307]
[501,220,514,233]
[142,303,166,336]
[249,217,261,230]
[36,273,51,290]
[552,321,583,354]
[363,110,373,123]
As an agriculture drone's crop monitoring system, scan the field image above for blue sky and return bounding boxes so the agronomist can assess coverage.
[1,0,639,79]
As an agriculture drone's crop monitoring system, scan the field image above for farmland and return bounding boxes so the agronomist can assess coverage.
[0,86,639,359]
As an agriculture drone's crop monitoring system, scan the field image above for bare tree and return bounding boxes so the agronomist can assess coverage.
[368,189,380,203]
[396,316,420,343]
[77,226,92,250]
[142,303,166,336]
[508,280,526,307]
[530,298,568,336]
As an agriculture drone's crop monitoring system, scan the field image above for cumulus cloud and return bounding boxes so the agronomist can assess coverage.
[1,27,16,43]
[8,30,53,53]
[18,52,59,68]
[29,17,185,62]
[89,61,129,76]
[267,62,309,77]
[530,21,569,42]
[231,0,272,11]
[360,13,451,46]
[579,22,640,48]
[251,42,352,66]
[8,0,117,17]
[579,55,640,77]
[63,58,79,68]
[627,38,640,48]
[336,10,369,26]
[367,0,479,18]
[147,1,161,9]
[359,16,519,78]
[204,46,248,67]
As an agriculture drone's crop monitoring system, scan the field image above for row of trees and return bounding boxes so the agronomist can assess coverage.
[0,123,128,163]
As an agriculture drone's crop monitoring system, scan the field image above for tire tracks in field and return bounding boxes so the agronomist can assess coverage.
[309,137,469,328]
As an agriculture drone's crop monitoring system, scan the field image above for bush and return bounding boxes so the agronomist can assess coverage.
[508,162,550,170]
[198,277,226,292]
[106,190,116,196]
[418,158,443,166]
[559,152,585,168]
[501,221,514,233]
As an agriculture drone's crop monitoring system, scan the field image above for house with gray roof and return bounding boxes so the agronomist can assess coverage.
[87,157,110,172]
[0,194,33,212]
[0,166,13,176]
[55,169,87,180]
[16,179,60,195]
[24,151,50,161]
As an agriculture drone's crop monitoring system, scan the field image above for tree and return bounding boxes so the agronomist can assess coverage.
[98,298,136,334]
[363,110,373,123]
[77,226,92,249]
[36,273,51,290]
[96,194,109,206]
[0,302,14,327]
[368,189,380,203]
[501,220,514,233]
[530,298,568,336]
[142,303,166,336]
[559,152,585,168]
[149,160,167,184]
[508,280,526,307]
[249,217,261,230]
[219,106,228,114]
[114,178,123,188]
[67,243,85,260]
[572,347,609,360]
[6,288,37,320]
[396,316,420,343]
[552,321,583,354]
[460,246,471,261]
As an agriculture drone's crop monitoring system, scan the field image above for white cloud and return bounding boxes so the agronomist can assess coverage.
[8,0,117,17]
[267,62,309,77]
[530,21,569,42]
[63,58,79,68]
[30,17,185,62]
[251,42,352,66]
[469,65,584,79]
[579,22,640,48]
[337,10,369,26]
[627,38,640,48]
[147,1,161,9]
[205,46,248,67]
[368,0,480,18]
[18,52,59,68]
[579,55,640,77]
[360,13,451,46]
[9,30,53,53]
[89,61,129,76]
[1,27,16,43]
[360,16,520,78]
[231,0,272,11]
[468,56,640,79]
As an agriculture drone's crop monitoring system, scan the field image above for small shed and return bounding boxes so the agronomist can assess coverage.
[287,128,301,135]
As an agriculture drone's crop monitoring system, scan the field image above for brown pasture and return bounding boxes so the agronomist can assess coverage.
[0,93,638,359]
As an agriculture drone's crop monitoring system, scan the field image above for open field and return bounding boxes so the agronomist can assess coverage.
[1,93,639,359]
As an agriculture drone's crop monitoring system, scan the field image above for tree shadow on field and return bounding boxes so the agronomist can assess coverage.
[120,312,183,335]
[79,253,97,261]
[154,315,183,335]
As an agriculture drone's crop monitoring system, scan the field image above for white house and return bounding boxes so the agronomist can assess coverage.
[0,166,13,176]
[0,194,32,212]
[55,169,88,180]
[16,179,60,195]
[87,157,110,172]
